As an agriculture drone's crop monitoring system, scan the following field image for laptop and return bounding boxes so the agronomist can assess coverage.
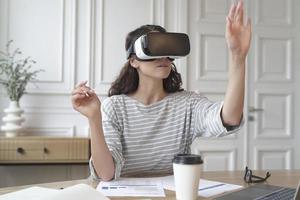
[215,181,300,200]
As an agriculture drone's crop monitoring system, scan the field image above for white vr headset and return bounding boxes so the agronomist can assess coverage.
[126,32,190,61]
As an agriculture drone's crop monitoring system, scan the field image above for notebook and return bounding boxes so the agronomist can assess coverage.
[0,184,110,200]
[215,181,300,200]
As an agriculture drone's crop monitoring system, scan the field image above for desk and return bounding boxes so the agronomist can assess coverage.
[0,170,299,199]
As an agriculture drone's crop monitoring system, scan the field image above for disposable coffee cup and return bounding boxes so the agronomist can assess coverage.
[172,154,203,200]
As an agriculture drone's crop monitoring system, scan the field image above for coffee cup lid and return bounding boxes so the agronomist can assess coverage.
[172,154,203,164]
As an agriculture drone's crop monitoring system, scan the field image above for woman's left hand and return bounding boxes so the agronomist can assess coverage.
[226,0,251,60]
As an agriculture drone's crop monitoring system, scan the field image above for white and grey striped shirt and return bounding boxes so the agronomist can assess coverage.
[90,91,242,180]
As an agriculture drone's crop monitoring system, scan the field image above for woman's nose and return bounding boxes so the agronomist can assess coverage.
[158,57,173,62]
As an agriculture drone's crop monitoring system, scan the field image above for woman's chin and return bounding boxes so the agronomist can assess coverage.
[156,70,171,79]
[157,72,171,79]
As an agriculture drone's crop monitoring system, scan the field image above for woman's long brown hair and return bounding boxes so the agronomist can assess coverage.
[108,25,183,97]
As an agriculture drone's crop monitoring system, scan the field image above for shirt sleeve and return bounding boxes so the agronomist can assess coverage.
[89,157,100,181]
[191,92,243,138]
[89,97,125,181]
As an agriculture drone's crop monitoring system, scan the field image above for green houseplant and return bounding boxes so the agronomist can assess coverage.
[0,40,43,101]
[0,40,43,137]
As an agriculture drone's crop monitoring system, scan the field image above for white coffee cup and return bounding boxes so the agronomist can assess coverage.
[173,154,203,200]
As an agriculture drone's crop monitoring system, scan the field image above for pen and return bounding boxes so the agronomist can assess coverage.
[199,183,225,191]
[101,185,158,190]
[101,186,127,189]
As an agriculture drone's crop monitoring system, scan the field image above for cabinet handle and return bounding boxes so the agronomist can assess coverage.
[17,147,25,154]
[44,147,49,154]
[248,106,264,113]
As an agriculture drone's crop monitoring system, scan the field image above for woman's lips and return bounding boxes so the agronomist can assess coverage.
[157,65,169,68]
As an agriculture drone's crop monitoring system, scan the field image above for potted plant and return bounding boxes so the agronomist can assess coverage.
[0,40,43,137]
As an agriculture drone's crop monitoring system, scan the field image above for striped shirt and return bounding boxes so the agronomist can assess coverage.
[90,91,242,180]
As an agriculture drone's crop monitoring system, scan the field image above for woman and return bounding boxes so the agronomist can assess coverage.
[71,0,251,181]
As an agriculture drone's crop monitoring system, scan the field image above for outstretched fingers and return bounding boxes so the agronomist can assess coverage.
[226,16,233,37]
[228,3,236,21]
[235,1,243,24]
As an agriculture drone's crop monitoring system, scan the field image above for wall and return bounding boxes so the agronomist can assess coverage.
[0,0,188,137]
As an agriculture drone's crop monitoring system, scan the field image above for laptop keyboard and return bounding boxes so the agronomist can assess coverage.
[255,187,296,200]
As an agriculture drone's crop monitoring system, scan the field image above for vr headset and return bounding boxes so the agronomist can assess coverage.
[126,32,190,61]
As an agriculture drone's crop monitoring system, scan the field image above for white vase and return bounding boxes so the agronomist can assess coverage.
[1,101,25,137]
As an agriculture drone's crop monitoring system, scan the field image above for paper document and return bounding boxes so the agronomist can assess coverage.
[0,187,58,200]
[161,175,243,198]
[97,177,165,197]
[0,184,110,200]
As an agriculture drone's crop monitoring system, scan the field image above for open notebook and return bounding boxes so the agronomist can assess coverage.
[0,184,109,200]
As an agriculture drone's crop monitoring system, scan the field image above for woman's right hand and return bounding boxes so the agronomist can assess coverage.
[71,81,101,119]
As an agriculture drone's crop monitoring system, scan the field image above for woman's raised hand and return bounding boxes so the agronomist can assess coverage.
[71,81,101,119]
[226,0,251,60]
